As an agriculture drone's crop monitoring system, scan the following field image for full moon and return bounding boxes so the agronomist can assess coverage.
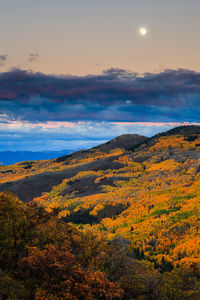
[139,27,147,36]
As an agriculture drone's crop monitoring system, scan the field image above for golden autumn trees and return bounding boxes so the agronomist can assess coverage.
[0,191,123,300]
[2,130,200,299]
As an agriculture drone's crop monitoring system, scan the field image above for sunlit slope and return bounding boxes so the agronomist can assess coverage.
[32,126,200,267]
[1,126,200,267]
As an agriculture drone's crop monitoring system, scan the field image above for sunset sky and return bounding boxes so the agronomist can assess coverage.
[1,0,200,151]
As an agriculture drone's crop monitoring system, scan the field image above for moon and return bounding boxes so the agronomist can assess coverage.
[139,27,147,36]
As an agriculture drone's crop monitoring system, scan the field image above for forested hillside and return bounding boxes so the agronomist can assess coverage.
[1,126,200,299]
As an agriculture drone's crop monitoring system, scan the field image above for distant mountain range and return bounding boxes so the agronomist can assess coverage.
[0,150,73,165]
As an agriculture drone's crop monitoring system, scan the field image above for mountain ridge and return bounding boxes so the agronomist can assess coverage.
[1,125,200,201]
[1,124,200,297]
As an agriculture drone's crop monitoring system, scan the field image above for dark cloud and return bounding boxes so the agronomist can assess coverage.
[28,53,39,63]
[0,68,200,122]
[0,54,8,66]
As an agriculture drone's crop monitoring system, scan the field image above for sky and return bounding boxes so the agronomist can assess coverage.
[0,0,200,151]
